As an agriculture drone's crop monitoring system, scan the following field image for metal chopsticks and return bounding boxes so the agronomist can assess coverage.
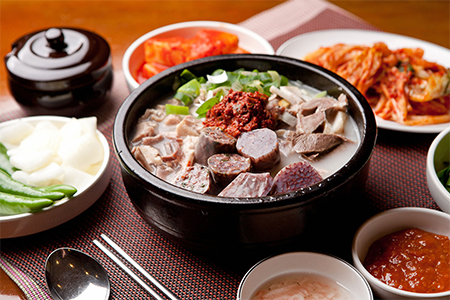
[93,234,178,300]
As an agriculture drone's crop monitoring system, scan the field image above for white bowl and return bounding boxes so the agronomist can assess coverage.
[238,252,373,300]
[427,126,450,213]
[0,116,111,238]
[122,21,275,91]
[352,207,450,300]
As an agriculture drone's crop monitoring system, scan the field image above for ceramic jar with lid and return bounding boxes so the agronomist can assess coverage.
[4,27,113,116]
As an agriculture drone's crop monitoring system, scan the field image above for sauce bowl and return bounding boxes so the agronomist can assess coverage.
[352,207,450,300]
[238,252,373,300]
[113,54,377,252]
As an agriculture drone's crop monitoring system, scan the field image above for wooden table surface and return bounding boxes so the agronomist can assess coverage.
[0,0,448,298]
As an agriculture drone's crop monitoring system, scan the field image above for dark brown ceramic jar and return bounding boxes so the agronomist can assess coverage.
[4,27,113,116]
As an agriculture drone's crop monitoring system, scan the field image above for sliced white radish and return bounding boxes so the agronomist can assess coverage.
[19,121,60,152]
[58,131,103,172]
[9,149,55,173]
[11,170,30,185]
[62,165,95,194]
[0,120,34,145]
[27,162,65,187]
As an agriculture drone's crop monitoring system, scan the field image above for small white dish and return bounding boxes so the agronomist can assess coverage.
[427,125,450,213]
[352,207,450,300]
[122,21,275,91]
[238,251,373,300]
[0,116,112,238]
[276,29,450,134]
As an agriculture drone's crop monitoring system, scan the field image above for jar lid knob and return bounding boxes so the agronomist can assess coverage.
[45,28,67,51]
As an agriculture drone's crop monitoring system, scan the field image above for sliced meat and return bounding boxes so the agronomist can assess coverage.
[296,95,348,135]
[218,172,274,198]
[271,161,322,195]
[173,164,214,194]
[207,153,251,187]
[132,145,162,172]
[175,115,203,137]
[179,135,198,169]
[131,121,157,143]
[164,114,182,126]
[236,128,280,172]
[194,127,237,165]
[141,134,164,146]
[160,140,181,162]
[139,107,166,122]
[296,110,326,134]
[292,133,349,158]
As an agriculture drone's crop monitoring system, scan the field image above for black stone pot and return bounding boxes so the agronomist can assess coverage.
[113,54,377,254]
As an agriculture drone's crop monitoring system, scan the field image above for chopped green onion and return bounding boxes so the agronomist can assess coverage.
[207,70,228,84]
[174,78,201,105]
[268,70,281,87]
[166,104,189,115]
[180,69,198,82]
[195,91,223,119]
[314,91,327,98]
[231,79,243,91]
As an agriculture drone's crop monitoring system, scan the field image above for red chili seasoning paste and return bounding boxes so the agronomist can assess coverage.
[203,90,277,138]
[363,228,450,293]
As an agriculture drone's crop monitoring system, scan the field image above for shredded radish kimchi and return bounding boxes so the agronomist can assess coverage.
[304,42,450,126]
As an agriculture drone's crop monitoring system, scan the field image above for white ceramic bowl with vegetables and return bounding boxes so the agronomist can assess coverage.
[427,125,450,213]
[238,252,373,300]
[0,116,111,238]
[122,21,275,91]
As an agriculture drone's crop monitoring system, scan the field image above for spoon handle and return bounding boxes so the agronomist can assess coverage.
[93,239,165,300]
[100,234,179,300]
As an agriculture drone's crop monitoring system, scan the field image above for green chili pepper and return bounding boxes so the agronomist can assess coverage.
[0,169,65,200]
[0,191,53,215]
[0,142,17,176]
[37,184,77,198]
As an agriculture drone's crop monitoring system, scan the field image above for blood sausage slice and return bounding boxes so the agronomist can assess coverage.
[173,163,214,194]
[207,153,251,187]
[194,127,236,165]
[236,128,280,172]
[218,172,274,198]
[271,161,322,195]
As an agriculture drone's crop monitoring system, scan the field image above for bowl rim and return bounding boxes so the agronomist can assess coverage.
[237,251,373,300]
[426,125,450,205]
[351,207,450,298]
[122,20,275,91]
[114,53,377,207]
[0,115,111,222]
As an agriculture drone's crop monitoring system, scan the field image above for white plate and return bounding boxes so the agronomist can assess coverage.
[276,29,450,134]
[0,116,112,238]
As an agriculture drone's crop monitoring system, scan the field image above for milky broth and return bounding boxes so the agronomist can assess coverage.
[131,79,361,194]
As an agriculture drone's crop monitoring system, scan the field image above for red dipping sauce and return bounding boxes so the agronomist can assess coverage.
[363,228,450,293]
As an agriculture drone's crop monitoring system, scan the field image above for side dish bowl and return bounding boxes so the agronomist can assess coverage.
[0,116,112,238]
[238,252,373,300]
[426,126,450,213]
[113,54,377,252]
[122,21,275,91]
[352,207,450,300]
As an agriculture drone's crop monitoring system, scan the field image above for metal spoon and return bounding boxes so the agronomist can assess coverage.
[45,247,110,300]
